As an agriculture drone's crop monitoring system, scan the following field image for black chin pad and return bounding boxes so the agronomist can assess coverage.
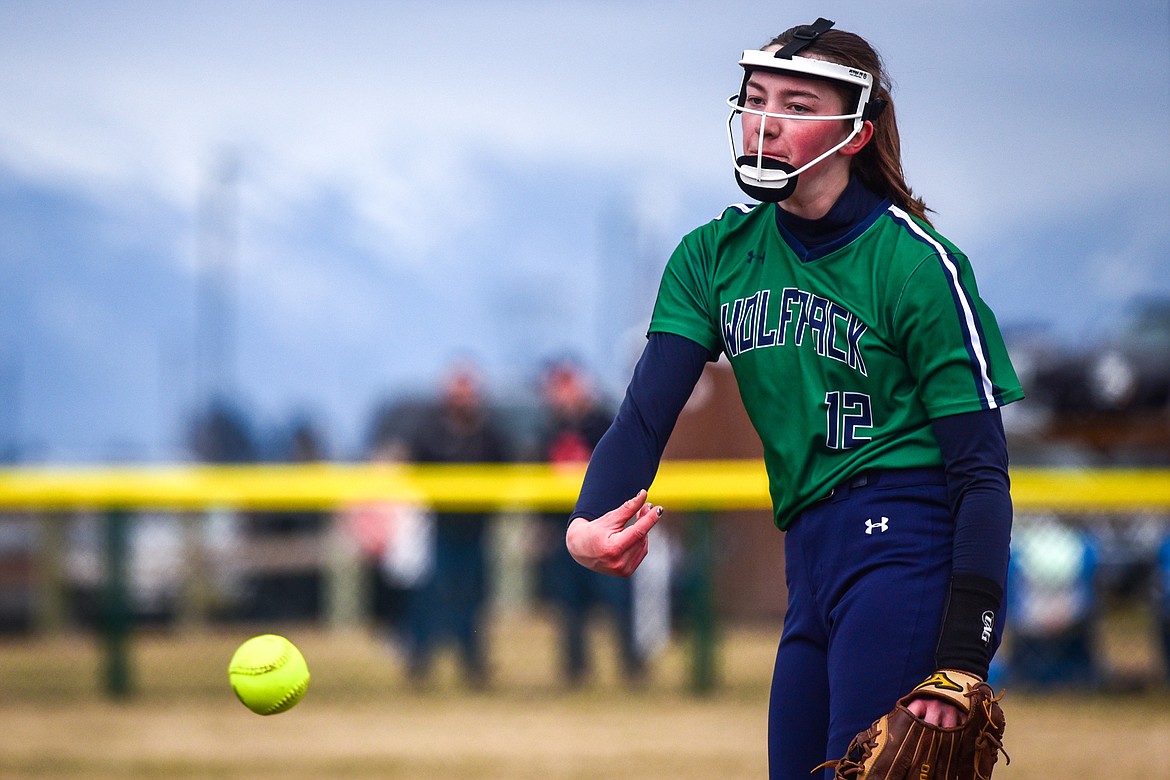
[734,156,798,202]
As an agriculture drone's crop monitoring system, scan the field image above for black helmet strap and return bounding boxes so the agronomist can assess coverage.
[774,17,835,59]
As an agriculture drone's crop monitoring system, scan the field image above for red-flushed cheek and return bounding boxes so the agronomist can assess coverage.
[784,121,846,167]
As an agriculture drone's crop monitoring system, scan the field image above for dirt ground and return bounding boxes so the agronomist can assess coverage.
[1,610,1167,779]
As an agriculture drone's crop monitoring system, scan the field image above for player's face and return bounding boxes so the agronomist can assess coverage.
[740,69,852,176]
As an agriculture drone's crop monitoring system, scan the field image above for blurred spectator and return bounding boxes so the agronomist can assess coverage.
[535,359,646,686]
[187,398,256,463]
[401,360,510,688]
[1156,533,1170,683]
[998,516,1101,689]
[339,441,433,652]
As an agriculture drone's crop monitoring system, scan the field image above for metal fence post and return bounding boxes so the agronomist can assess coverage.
[689,509,717,695]
[104,509,133,698]
[34,512,68,634]
[325,512,365,631]
[177,511,211,632]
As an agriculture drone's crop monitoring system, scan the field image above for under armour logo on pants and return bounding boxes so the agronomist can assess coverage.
[865,517,889,535]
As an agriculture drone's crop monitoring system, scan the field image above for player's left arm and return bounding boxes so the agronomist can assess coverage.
[905,407,1012,725]
[892,252,1019,724]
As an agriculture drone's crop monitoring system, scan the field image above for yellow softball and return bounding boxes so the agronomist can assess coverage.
[228,634,311,715]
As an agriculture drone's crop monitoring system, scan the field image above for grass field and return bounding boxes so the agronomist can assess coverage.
[1,609,1168,779]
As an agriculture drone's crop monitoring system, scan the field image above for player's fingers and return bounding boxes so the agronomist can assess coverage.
[907,697,938,723]
[906,697,963,728]
[941,705,961,729]
[623,501,664,540]
[617,489,649,521]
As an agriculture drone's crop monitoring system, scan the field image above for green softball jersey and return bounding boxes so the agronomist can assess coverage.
[649,200,1024,530]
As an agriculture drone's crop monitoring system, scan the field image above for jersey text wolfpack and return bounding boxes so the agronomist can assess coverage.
[649,200,1023,528]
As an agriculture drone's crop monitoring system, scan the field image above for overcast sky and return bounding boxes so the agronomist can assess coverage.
[1,1,1168,460]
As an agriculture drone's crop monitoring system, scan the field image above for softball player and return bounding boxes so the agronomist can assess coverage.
[566,19,1023,780]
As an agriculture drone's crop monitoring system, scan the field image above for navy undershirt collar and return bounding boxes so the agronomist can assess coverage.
[774,176,888,262]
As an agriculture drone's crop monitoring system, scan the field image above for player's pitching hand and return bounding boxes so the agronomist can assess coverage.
[566,489,663,578]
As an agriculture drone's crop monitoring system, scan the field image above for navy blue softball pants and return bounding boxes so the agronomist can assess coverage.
[768,468,971,780]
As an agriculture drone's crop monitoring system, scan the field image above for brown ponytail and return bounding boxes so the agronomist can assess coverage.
[766,26,932,225]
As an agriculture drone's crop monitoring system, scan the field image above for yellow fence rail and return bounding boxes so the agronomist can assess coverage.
[2,462,1169,512]
[1,462,1168,699]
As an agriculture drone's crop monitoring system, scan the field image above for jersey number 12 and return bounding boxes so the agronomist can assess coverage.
[825,391,873,450]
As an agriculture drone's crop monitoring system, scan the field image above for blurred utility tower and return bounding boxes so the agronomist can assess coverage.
[0,232,20,460]
[194,151,240,406]
[595,201,664,390]
[0,349,19,462]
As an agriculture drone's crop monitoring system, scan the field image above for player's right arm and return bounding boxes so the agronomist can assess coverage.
[566,490,663,577]
[566,331,713,576]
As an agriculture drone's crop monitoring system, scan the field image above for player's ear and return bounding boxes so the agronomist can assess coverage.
[840,120,874,157]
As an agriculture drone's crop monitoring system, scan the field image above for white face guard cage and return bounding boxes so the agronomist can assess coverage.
[727,49,875,202]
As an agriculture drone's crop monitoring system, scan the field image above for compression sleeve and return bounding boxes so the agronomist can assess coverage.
[572,332,712,521]
[931,408,1013,678]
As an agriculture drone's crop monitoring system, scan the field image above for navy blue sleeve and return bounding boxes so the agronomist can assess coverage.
[932,408,1013,585]
[931,407,1014,677]
[572,332,713,521]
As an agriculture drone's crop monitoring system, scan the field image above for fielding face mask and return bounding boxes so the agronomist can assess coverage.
[727,18,882,202]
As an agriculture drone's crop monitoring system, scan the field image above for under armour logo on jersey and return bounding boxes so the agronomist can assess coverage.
[865,517,888,534]
[746,249,766,264]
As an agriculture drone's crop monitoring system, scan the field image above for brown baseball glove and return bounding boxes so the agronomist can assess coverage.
[816,669,1009,780]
